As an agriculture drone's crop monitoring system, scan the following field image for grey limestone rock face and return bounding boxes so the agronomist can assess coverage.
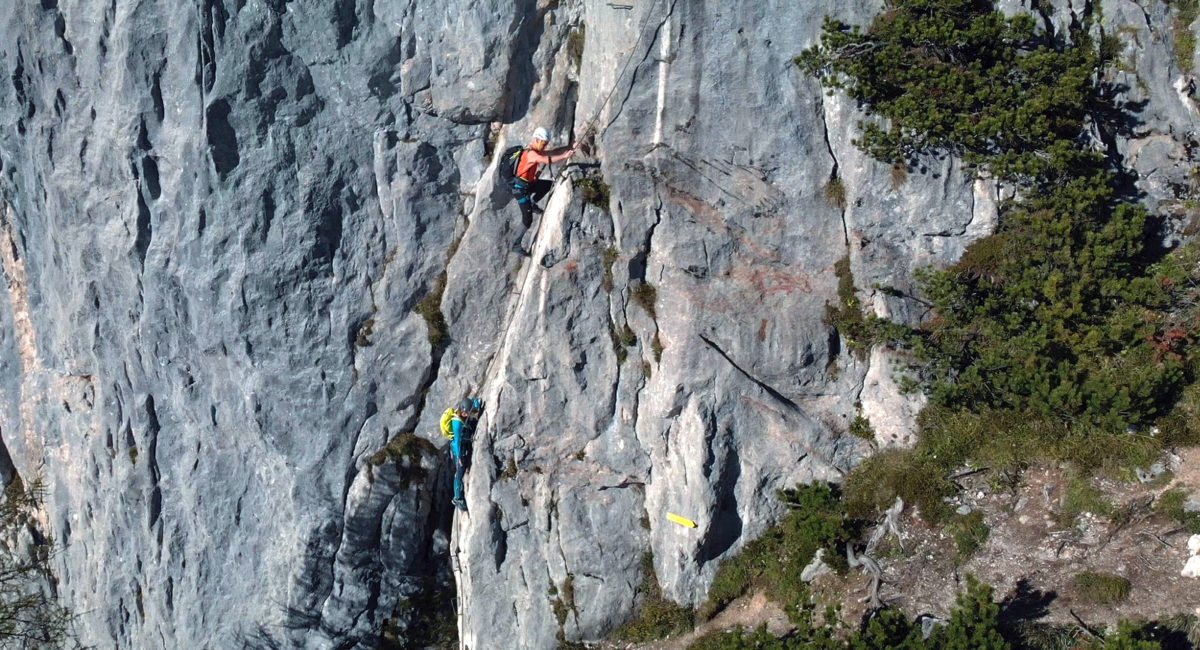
[0,0,1193,648]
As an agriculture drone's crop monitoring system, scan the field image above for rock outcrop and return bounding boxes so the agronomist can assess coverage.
[0,0,1197,648]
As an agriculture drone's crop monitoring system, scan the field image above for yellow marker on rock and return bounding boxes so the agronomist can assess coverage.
[666,512,696,528]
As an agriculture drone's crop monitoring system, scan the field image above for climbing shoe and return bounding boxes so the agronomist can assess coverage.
[452,498,467,511]
[510,241,530,257]
[529,204,544,214]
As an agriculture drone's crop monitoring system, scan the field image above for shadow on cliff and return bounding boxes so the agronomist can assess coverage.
[502,0,547,123]
[696,428,742,564]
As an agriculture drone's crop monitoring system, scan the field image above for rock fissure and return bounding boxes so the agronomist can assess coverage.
[816,95,849,247]
[698,333,800,412]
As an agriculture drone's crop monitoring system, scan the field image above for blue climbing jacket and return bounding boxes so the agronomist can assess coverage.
[451,416,472,461]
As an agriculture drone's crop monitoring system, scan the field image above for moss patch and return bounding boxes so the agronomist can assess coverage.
[1154,487,1200,533]
[949,510,990,560]
[369,433,438,488]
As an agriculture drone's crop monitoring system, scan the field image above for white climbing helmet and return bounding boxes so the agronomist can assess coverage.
[533,127,550,142]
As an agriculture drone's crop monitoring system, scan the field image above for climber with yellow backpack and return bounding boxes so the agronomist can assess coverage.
[441,398,483,511]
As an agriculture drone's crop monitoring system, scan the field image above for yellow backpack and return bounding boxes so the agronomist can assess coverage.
[440,408,459,440]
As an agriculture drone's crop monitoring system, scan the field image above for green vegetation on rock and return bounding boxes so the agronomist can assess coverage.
[1169,0,1199,72]
[690,576,1009,649]
[0,478,79,648]
[701,483,856,622]
[414,272,449,351]
[633,281,658,320]
[678,2,1200,647]
[799,0,1200,462]
[1154,486,1200,533]
[368,433,438,489]
[614,552,694,642]
[574,176,611,210]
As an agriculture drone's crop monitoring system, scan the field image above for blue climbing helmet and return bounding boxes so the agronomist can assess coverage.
[457,398,483,415]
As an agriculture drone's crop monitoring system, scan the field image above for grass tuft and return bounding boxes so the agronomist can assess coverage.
[574,176,611,210]
[1073,571,1131,605]
[1060,475,1114,523]
[949,511,990,560]
[614,553,695,642]
[601,246,619,293]
[609,322,629,364]
[1154,487,1200,533]
[414,273,449,351]
[619,324,637,347]
[633,282,658,320]
[849,414,874,440]
[844,448,955,523]
[826,255,878,359]
[824,177,847,210]
[566,26,586,69]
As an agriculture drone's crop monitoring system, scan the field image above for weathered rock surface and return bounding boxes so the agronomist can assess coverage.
[0,0,1196,648]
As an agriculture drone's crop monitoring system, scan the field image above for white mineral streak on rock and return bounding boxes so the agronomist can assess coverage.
[0,205,44,472]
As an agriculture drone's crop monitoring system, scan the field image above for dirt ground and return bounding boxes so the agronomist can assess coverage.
[843,448,1200,633]
[604,448,1200,649]
[596,591,791,650]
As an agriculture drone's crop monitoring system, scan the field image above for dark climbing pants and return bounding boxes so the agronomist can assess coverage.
[452,434,471,502]
[511,179,553,247]
[453,456,467,502]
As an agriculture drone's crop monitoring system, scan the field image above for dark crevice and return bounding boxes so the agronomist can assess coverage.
[151,71,165,123]
[699,333,800,412]
[205,99,240,179]
[815,97,849,247]
[312,175,348,267]
[198,0,224,94]
[142,156,161,200]
[696,425,741,563]
[134,188,153,268]
[53,12,73,55]
[502,0,547,123]
[145,395,162,532]
[333,0,359,49]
